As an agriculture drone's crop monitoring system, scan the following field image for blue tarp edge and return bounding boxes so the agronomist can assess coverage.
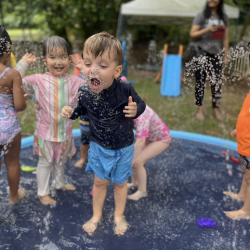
[21,129,237,151]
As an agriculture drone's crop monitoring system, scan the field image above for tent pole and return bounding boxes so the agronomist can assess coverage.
[116,12,124,40]
[0,0,4,26]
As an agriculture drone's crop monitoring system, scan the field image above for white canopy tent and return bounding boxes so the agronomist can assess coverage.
[117,0,240,39]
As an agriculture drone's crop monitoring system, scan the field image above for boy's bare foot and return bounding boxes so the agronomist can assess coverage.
[10,188,27,204]
[224,209,250,220]
[223,191,244,202]
[214,109,223,120]
[68,149,76,157]
[114,217,129,235]
[74,158,86,168]
[39,195,57,205]
[82,217,101,235]
[196,113,205,120]
[127,183,138,189]
[127,191,148,201]
[59,184,76,191]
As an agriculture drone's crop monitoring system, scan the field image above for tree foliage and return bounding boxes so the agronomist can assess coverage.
[2,0,130,45]
[1,0,250,45]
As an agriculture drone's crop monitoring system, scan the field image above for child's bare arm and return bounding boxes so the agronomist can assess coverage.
[21,53,36,65]
[14,53,36,78]
[231,129,236,137]
[71,55,83,71]
[12,70,26,112]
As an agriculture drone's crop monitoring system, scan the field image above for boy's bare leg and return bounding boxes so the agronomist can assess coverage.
[223,168,247,202]
[4,133,27,204]
[128,141,170,201]
[114,180,129,235]
[74,144,89,168]
[83,175,108,235]
[224,168,250,220]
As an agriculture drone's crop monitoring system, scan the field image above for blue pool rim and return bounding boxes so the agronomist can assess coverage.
[21,129,237,151]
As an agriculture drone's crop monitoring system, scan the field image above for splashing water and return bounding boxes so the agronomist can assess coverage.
[185,46,250,89]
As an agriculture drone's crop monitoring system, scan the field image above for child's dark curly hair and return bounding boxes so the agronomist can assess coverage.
[0,25,12,59]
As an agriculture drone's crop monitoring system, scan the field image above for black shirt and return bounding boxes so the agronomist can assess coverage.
[70,78,146,149]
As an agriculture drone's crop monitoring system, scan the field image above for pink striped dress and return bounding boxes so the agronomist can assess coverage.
[22,72,84,162]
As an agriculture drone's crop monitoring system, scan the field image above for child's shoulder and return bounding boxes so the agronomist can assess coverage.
[4,68,21,80]
[116,78,134,92]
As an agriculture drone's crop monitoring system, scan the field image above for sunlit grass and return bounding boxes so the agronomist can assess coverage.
[8,29,45,42]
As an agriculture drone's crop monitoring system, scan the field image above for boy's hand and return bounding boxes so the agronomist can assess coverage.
[231,129,236,137]
[24,94,32,101]
[21,53,36,65]
[71,55,83,71]
[61,106,73,119]
[123,96,137,118]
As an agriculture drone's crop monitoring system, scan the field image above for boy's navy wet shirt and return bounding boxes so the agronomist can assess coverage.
[70,78,146,149]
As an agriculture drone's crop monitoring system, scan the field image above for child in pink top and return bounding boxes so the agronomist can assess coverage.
[127,105,171,200]
[15,36,84,205]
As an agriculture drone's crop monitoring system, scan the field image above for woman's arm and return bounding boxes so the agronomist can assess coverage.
[223,27,229,65]
[190,24,218,39]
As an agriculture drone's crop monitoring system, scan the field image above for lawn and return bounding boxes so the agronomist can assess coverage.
[8,29,46,42]
[18,68,248,141]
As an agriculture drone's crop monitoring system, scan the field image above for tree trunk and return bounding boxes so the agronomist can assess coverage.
[0,0,4,25]
[239,5,250,41]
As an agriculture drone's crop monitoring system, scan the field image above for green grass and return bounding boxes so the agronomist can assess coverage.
[18,69,248,141]
[8,29,45,42]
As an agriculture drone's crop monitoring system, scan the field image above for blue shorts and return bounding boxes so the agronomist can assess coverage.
[86,142,134,184]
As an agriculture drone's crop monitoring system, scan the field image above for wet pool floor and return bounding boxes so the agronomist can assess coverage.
[0,138,249,250]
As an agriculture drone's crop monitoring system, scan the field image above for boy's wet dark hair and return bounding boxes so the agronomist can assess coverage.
[42,36,70,57]
[0,25,12,59]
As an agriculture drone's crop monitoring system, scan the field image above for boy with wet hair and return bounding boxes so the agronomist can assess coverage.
[61,31,146,235]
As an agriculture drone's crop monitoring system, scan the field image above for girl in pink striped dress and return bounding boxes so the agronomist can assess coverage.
[127,105,171,201]
[16,36,84,205]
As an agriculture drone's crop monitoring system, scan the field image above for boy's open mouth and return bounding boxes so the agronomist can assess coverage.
[90,78,101,91]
